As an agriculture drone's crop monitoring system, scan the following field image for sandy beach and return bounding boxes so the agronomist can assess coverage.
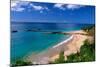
[27,30,92,64]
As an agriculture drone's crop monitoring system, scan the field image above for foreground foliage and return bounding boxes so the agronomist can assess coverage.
[67,40,95,63]
[11,59,33,67]
[51,39,95,64]
[50,51,65,64]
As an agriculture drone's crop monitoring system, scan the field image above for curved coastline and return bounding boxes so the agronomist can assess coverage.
[26,30,88,64]
[53,35,73,48]
[27,34,74,64]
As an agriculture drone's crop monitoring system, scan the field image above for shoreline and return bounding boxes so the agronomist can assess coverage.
[26,30,88,64]
[53,35,73,48]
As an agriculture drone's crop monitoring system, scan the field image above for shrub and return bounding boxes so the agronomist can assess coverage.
[12,59,33,66]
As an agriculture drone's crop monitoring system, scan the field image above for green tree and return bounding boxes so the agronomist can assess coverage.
[66,39,95,63]
[58,51,65,63]
[50,51,65,64]
[12,59,33,66]
[51,38,95,64]
[81,25,95,36]
[80,40,95,62]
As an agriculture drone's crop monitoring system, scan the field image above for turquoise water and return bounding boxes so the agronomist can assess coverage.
[11,31,70,61]
[11,23,91,61]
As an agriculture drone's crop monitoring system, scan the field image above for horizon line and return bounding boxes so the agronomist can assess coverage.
[11,21,95,24]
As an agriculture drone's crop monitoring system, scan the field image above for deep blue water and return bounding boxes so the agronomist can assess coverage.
[11,23,91,61]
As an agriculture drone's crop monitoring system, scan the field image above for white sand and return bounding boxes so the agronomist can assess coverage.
[27,30,90,64]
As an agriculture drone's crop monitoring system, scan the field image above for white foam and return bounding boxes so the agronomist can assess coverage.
[53,35,74,48]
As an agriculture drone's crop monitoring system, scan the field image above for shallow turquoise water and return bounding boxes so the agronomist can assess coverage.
[11,23,91,61]
[11,31,70,61]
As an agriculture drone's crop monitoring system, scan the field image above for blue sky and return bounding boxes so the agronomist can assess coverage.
[11,1,95,24]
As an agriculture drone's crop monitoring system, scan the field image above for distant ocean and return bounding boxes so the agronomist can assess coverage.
[11,22,92,62]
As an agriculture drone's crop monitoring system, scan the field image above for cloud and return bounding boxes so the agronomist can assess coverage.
[30,3,44,11]
[54,3,65,10]
[54,3,84,10]
[11,2,84,12]
[11,1,29,12]
[30,3,49,13]
[66,4,83,10]
[11,7,25,12]
[11,1,49,13]
[11,1,18,7]
[30,4,49,10]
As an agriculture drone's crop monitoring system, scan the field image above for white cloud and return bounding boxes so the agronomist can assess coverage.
[11,7,25,12]
[30,4,44,10]
[11,1,18,7]
[33,5,43,10]
[30,3,49,13]
[66,4,83,10]
[54,3,65,10]
[54,3,63,8]
[11,1,29,12]
[11,1,49,13]
[54,3,84,10]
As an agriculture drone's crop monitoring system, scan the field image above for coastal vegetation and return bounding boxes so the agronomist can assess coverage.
[11,25,95,66]
[81,25,95,36]
[50,25,95,64]
[49,51,65,64]
[67,39,95,62]
[50,39,95,64]
[11,59,33,67]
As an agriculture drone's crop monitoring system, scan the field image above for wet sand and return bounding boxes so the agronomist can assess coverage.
[27,30,89,64]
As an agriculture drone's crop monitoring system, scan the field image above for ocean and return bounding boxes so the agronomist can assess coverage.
[11,22,91,62]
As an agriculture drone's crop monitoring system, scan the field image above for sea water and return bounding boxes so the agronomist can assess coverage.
[11,23,90,61]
